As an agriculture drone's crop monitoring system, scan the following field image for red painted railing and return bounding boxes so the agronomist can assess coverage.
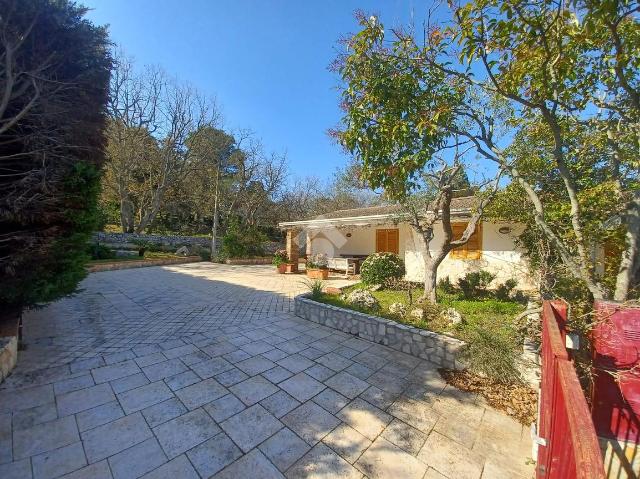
[537,300,605,478]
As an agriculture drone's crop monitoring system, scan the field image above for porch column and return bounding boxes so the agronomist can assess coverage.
[286,228,299,273]
[306,230,312,258]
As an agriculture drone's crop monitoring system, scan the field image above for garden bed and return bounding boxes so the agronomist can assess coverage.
[295,293,465,369]
[87,255,201,272]
[224,257,272,265]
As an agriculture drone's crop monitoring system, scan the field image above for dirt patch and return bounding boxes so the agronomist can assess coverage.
[440,368,537,425]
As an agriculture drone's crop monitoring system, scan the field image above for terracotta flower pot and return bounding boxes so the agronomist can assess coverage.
[306,268,329,280]
[285,263,298,273]
[276,264,287,274]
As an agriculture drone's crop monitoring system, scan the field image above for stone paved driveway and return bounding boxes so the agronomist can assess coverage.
[0,263,534,478]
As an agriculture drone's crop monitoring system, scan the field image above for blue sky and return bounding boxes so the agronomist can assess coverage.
[83,0,427,184]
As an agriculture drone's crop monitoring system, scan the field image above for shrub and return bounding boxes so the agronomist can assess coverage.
[304,279,324,300]
[88,243,115,260]
[343,289,380,310]
[495,278,518,301]
[458,270,496,299]
[360,252,405,285]
[307,253,328,269]
[437,276,457,295]
[272,249,288,267]
[460,325,523,384]
[221,220,266,258]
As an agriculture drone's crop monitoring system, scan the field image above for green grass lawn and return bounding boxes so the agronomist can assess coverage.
[316,283,525,344]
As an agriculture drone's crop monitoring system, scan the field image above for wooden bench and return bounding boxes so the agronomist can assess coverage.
[327,257,357,277]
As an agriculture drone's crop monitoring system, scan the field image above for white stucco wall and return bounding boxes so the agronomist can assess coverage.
[308,220,536,290]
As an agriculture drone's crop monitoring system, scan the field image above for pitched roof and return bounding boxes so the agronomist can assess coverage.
[307,195,477,221]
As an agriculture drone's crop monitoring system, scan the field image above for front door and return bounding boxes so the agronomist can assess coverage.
[376,228,399,254]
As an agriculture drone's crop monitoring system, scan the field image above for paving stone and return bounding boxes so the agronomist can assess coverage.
[153,408,220,458]
[141,455,199,479]
[81,412,152,463]
[322,423,371,464]
[220,404,283,452]
[54,375,95,395]
[14,415,79,459]
[0,384,54,413]
[174,377,227,409]
[367,371,407,395]
[57,383,115,417]
[108,437,167,479]
[380,418,428,455]
[434,411,481,448]
[286,443,361,479]
[355,436,427,479]
[417,431,484,479]
[259,427,310,471]
[11,402,57,430]
[359,385,399,410]
[304,364,335,382]
[276,354,314,374]
[261,366,293,384]
[32,441,87,479]
[344,363,374,381]
[0,412,12,463]
[236,356,277,376]
[202,342,237,358]
[214,367,249,386]
[324,371,369,399]
[388,396,440,433]
[142,359,188,382]
[212,448,284,479]
[142,397,187,428]
[177,350,210,366]
[0,459,32,479]
[186,433,242,477]
[260,390,300,418]
[76,400,124,432]
[229,375,279,406]
[204,393,246,422]
[282,401,340,446]
[279,373,325,402]
[222,349,252,363]
[480,458,533,479]
[261,348,290,361]
[91,360,141,384]
[337,398,392,440]
[70,357,105,374]
[312,388,349,415]
[424,467,448,479]
[278,340,307,354]
[159,339,186,350]
[164,370,200,391]
[135,352,167,368]
[240,341,275,355]
[190,357,234,379]
[117,381,174,413]
[61,460,112,479]
[110,372,149,394]
[162,344,198,360]
[103,350,137,365]
[133,344,162,357]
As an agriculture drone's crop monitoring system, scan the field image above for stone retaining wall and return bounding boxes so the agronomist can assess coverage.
[0,336,17,383]
[87,256,201,273]
[224,258,273,265]
[92,232,211,249]
[294,294,465,369]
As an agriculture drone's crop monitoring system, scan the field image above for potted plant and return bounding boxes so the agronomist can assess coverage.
[306,253,329,280]
[272,249,288,274]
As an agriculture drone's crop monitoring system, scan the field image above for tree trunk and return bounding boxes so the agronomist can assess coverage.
[614,191,640,301]
[120,197,135,233]
[211,164,220,259]
[422,260,438,303]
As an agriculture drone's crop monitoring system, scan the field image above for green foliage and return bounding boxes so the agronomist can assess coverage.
[272,249,288,267]
[457,271,496,299]
[360,253,405,285]
[221,219,266,259]
[304,279,324,300]
[437,277,456,295]
[460,326,523,385]
[0,0,111,310]
[88,243,115,260]
[495,279,518,301]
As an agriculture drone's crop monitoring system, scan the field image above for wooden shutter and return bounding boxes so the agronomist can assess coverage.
[449,222,482,259]
[376,229,399,254]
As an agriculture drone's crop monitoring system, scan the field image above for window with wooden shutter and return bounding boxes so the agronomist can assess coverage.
[376,229,399,254]
[449,222,482,260]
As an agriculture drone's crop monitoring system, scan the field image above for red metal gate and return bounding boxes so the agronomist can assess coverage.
[537,300,605,478]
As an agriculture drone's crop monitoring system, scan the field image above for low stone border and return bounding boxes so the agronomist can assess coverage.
[0,336,17,383]
[224,257,272,265]
[87,256,202,273]
[294,294,465,369]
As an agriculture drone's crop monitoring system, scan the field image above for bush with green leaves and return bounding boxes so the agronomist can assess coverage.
[88,243,115,260]
[272,249,288,267]
[221,220,266,258]
[495,279,518,301]
[457,271,496,299]
[360,252,405,285]
[437,276,456,295]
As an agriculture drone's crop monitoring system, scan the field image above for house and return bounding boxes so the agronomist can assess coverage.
[278,196,536,289]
